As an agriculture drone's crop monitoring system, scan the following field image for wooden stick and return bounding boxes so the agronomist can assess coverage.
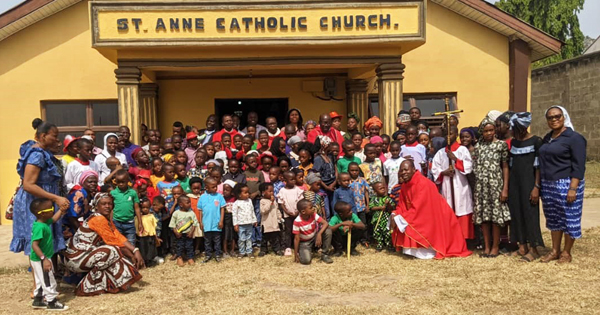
[347,229,352,261]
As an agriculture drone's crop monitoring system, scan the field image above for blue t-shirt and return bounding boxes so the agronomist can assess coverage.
[332,186,357,213]
[197,192,226,232]
[157,181,180,199]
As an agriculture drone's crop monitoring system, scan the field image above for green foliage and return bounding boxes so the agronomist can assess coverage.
[496,0,585,67]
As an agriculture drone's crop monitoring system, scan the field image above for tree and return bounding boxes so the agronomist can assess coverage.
[496,0,585,67]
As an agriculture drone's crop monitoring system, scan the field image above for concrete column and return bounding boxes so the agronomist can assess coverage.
[376,61,405,136]
[346,79,369,125]
[115,67,142,145]
[140,83,159,130]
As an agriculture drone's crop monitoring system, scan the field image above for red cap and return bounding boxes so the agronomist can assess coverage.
[186,131,197,140]
[63,135,77,153]
[329,111,342,119]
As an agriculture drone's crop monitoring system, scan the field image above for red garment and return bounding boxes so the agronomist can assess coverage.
[307,126,344,150]
[391,171,471,259]
[212,129,241,143]
[268,132,286,147]
[456,213,475,239]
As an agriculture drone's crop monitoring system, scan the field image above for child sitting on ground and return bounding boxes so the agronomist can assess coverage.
[259,182,283,256]
[329,201,366,256]
[29,198,69,311]
[369,182,396,251]
[293,199,333,265]
[135,198,162,266]
[169,195,199,267]
[198,178,226,263]
[232,183,257,258]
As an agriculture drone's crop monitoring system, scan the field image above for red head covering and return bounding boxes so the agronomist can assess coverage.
[131,147,144,161]
[186,131,197,141]
[364,117,383,130]
[63,135,78,153]
[329,111,342,120]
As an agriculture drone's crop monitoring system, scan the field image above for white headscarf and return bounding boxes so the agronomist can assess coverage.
[486,110,503,122]
[545,105,574,130]
[103,133,119,152]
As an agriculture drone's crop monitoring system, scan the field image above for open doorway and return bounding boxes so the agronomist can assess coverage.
[214,98,289,129]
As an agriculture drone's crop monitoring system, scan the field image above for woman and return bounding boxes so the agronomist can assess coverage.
[65,193,144,296]
[304,120,316,139]
[539,106,586,264]
[312,136,337,217]
[496,110,515,148]
[285,108,305,139]
[269,136,287,160]
[11,119,69,255]
[94,133,128,184]
[344,113,361,141]
[63,170,99,235]
[507,113,544,262]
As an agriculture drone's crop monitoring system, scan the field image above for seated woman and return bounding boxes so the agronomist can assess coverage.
[65,193,144,296]
[63,170,99,236]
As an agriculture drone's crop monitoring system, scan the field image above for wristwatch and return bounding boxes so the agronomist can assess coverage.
[40,255,46,261]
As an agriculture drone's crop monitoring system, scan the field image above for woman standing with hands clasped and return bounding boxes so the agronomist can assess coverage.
[539,106,586,264]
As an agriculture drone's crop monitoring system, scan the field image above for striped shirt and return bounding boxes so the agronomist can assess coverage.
[292,213,325,242]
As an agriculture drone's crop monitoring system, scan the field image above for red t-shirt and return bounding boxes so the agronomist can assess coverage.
[292,213,324,242]
[212,129,241,143]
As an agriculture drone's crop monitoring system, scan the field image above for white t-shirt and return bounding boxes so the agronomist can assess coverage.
[384,156,406,193]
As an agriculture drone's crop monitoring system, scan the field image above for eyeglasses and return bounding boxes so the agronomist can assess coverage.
[546,114,563,121]
[37,208,54,214]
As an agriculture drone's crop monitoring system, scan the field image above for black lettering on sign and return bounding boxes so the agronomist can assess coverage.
[255,17,265,30]
[298,17,307,29]
[132,18,141,31]
[380,14,391,27]
[320,17,328,28]
[291,16,296,29]
[170,18,179,30]
[368,14,377,27]
[344,16,353,28]
[182,18,193,31]
[267,17,277,29]
[280,17,288,29]
[117,18,128,30]
[242,17,252,30]
[356,15,365,28]
[230,18,240,30]
[332,16,341,29]
[195,18,204,30]
[216,18,225,30]
[156,18,166,31]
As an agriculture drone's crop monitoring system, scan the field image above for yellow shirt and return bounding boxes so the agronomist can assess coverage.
[150,175,165,189]
[135,214,157,237]
[61,155,76,165]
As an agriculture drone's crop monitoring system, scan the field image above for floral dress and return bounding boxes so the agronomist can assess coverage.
[473,140,511,226]
[369,195,395,250]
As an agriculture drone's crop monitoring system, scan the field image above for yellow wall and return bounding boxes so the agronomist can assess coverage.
[0,1,117,223]
[157,77,346,133]
[402,2,510,128]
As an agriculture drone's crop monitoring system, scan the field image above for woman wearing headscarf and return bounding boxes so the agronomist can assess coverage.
[65,193,144,296]
[496,110,515,149]
[94,133,128,184]
[63,170,99,235]
[538,106,586,264]
[506,112,544,262]
[344,113,361,140]
[364,116,383,138]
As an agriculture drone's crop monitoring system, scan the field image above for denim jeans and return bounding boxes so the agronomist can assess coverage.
[237,224,254,255]
[114,220,136,246]
[175,234,195,259]
[251,199,262,246]
[204,231,222,258]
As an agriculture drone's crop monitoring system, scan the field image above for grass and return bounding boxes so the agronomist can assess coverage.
[2,228,600,314]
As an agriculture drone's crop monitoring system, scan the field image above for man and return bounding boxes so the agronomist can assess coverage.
[165,121,187,149]
[83,128,102,157]
[409,107,423,126]
[118,126,141,167]
[185,131,200,170]
[389,160,471,259]
[199,114,218,145]
[241,111,266,137]
[142,129,158,152]
[265,116,285,145]
[212,114,240,143]
[307,114,344,150]
[430,126,474,240]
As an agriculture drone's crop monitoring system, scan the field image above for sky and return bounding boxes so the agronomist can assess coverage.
[0,0,598,38]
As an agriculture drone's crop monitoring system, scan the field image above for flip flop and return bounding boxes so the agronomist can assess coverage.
[479,253,489,258]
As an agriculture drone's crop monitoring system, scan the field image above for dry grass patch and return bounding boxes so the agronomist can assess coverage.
[2,228,600,314]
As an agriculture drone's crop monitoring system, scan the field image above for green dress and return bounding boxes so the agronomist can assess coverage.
[369,196,395,250]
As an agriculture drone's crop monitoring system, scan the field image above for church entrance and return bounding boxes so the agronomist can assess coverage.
[214,98,289,129]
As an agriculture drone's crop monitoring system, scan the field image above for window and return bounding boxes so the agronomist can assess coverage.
[369,93,458,126]
[42,100,119,148]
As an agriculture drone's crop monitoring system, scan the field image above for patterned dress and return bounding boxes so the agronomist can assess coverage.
[65,213,142,296]
[303,190,326,218]
[473,140,511,226]
[369,196,395,250]
[359,159,384,194]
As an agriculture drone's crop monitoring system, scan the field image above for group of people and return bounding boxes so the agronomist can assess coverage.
[7,105,586,310]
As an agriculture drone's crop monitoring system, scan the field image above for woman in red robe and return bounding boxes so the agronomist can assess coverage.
[390,160,472,259]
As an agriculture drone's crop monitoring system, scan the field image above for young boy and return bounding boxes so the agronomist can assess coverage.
[359,144,385,191]
[175,163,191,194]
[65,138,99,190]
[187,177,205,254]
[156,163,180,200]
[348,162,370,222]
[337,140,361,174]
[102,156,121,187]
[331,172,356,214]
[223,159,247,184]
[151,196,167,262]
[369,182,396,251]
[259,182,283,256]
[148,143,162,159]
[169,195,199,266]
[29,198,69,311]
[188,150,208,180]
[384,141,406,193]
[400,125,427,173]
[243,155,264,246]
[111,169,142,246]
[293,199,333,264]
[277,171,304,256]
[269,166,285,198]
[197,178,226,263]
[329,201,365,256]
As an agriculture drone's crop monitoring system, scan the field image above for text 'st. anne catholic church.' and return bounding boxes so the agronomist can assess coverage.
[0,0,560,221]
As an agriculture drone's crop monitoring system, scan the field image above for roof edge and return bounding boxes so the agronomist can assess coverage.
[0,0,54,29]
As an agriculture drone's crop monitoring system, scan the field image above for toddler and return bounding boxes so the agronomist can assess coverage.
[169,195,199,266]
[135,198,162,265]
[222,180,237,257]
[277,171,304,256]
[232,183,257,258]
[198,178,226,263]
[369,182,396,251]
[259,182,283,256]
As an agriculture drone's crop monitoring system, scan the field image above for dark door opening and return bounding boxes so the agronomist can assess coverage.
[215,98,289,130]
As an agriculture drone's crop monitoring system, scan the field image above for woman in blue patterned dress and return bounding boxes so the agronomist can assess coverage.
[10,119,70,256]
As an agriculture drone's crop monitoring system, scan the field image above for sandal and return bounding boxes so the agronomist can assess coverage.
[557,252,572,264]
[520,253,537,262]
[506,250,525,257]
[540,251,559,263]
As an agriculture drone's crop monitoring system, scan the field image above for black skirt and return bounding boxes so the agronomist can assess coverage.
[222,213,237,241]
[139,235,158,262]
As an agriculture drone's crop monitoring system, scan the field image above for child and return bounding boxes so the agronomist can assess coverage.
[244,155,265,246]
[242,135,254,154]
[61,135,78,170]
[197,178,226,263]
[297,149,313,176]
[150,158,164,189]
[204,143,216,160]
[232,183,257,258]
[135,198,161,266]
[303,172,327,218]
[331,172,356,214]
[293,199,333,264]
[293,168,308,191]
[65,138,99,190]
[209,166,225,194]
[175,150,188,166]
[400,125,428,173]
[152,196,168,261]
[110,169,142,246]
[232,134,243,154]
[29,198,69,311]
[329,201,365,256]
[175,163,191,193]
[352,133,366,162]
[337,140,361,173]
[381,134,391,160]
[329,142,340,162]
[278,171,305,256]
[259,182,283,256]
[368,182,395,251]
[223,159,247,184]
[101,156,121,187]
[359,144,385,191]
[187,177,204,255]
[148,143,162,159]
[370,136,387,163]
[269,166,285,197]
[383,141,406,193]
[259,154,275,182]
[255,130,270,153]
[348,162,370,225]
[188,150,208,179]
[222,180,237,257]
[156,164,180,199]
[169,195,199,266]
[128,148,151,179]
[418,132,430,149]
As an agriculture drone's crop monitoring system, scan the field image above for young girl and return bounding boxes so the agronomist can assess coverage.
[255,130,270,153]
[259,182,283,256]
[174,150,188,167]
[359,144,385,193]
[150,158,165,189]
[209,166,224,194]
[277,156,292,173]
[473,118,510,258]
[64,138,99,190]
[369,182,395,251]
[135,198,161,266]
[302,172,327,218]
[232,183,257,258]
[297,149,313,177]
[259,153,275,183]
[152,196,167,261]
[381,134,391,160]
[294,169,308,191]
[204,143,216,160]
[187,177,204,255]
[188,150,208,179]
[222,180,237,257]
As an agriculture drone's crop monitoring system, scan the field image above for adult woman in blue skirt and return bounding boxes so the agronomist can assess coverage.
[539,106,586,264]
